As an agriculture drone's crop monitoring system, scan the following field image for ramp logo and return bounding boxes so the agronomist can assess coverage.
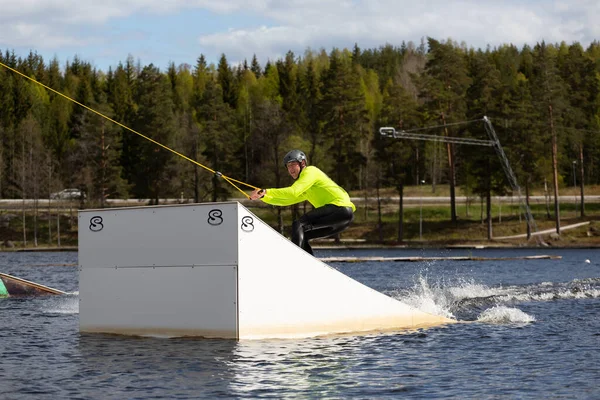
[241,216,254,232]
[208,209,223,226]
[89,216,104,232]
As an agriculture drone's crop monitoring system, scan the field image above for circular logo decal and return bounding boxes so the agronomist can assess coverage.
[89,216,104,232]
[208,209,223,226]
[241,216,254,232]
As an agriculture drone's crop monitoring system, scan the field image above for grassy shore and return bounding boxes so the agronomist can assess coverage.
[1,184,600,250]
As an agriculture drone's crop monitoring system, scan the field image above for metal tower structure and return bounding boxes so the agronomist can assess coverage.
[379,116,539,240]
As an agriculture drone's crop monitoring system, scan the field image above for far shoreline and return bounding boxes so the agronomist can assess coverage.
[3,242,600,253]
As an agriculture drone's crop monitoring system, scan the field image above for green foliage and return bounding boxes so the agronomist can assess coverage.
[319,50,369,188]
[1,37,600,219]
[463,50,506,197]
[195,77,236,201]
[217,54,237,108]
[377,77,421,188]
[419,38,472,123]
[128,64,178,201]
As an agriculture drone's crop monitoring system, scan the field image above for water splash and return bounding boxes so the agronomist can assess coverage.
[476,306,535,324]
[386,271,600,323]
[45,294,79,314]
[390,273,459,319]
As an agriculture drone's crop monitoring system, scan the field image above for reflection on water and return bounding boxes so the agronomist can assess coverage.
[223,329,473,398]
[2,249,600,398]
[78,335,239,397]
[77,334,361,398]
[228,336,362,397]
[77,331,424,398]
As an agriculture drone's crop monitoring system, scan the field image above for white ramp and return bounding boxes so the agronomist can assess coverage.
[79,202,454,339]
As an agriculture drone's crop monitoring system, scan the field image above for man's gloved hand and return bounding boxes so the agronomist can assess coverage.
[249,188,266,200]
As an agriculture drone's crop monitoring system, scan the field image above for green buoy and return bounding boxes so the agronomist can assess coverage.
[0,278,8,297]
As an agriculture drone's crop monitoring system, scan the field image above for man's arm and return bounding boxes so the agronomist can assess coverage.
[259,168,316,206]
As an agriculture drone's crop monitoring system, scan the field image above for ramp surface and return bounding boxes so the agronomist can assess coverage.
[79,202,455,339]
[237,205,454,338]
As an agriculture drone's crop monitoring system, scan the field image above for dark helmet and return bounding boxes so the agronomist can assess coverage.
[283,149,307,167]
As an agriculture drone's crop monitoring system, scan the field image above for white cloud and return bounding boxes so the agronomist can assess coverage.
[197,0,600,63]
[0,21,88,48]
[0,0,263,51]
[1,0,599,67]
[0,0,259,23]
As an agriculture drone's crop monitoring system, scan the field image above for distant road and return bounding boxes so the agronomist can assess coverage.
[0,195,597,208]
[349,195,599,204]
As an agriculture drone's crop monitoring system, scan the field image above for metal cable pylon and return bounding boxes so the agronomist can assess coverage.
[482,116,540,242]
[380,117,542,243]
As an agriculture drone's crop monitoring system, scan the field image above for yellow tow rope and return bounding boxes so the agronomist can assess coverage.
[0,61,258,198]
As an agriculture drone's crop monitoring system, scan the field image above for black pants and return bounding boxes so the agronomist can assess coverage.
[291,204,354,255]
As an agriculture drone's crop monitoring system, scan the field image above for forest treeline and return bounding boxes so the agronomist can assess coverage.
[1,38,600,210]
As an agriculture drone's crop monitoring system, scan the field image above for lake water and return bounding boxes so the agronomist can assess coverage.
[1,248,599,399]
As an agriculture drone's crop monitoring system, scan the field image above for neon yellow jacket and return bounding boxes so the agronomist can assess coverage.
[261,166,356,212]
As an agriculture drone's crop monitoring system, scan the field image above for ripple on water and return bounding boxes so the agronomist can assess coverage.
[1,250,600,398]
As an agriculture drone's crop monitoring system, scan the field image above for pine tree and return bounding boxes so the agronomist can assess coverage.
[530,41,568,232]
[351,43,361,65]
[250,54,262,77]
[130,64,177,202]
[167,63,195,201]
[464,49,505,236]
[298,59,321,164]
[319,49,369,188]
[167,62,180,111]
[277,51,298,115]
[418,38,472,222]
[217,54,237,108]
[196,78,235,201]
[558,43,600,215]
[192,55,209,105]
[236,69,258,183]
[189,55,212,201]
[72,79,129,205]
[108,61,137,188]
[68,74,92,140]
[377,77,422,241]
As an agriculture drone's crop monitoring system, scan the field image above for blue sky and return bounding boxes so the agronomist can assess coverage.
[1,0,598,72]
